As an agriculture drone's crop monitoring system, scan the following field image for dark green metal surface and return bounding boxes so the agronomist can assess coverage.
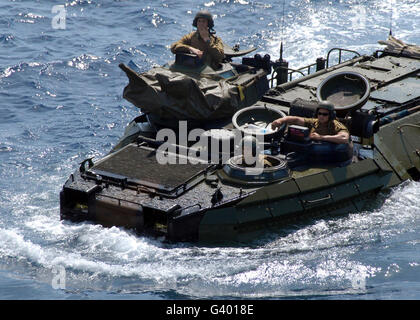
[61,40,420,243]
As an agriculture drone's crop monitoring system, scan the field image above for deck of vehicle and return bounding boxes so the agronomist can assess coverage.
[60,38,420,243]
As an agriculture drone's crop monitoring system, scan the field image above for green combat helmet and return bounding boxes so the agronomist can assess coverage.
[192,10,214,29]
[316,100,336,119]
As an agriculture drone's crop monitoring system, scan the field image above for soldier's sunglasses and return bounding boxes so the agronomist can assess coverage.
[317,112,329,116]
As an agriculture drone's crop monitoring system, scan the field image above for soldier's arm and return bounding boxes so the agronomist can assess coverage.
[171,33,194,54]
[310,130,350,144]
[271,116,305,130]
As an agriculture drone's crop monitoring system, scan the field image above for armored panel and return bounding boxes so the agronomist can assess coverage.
[357,56,420,76]
[265,85,318,105]
[353,173,390,194]
[199,207,239,242]
[299,57,420,90]
[237,179,301,207]
[322,159,379,185]
[299,189,334,210]
[236,205,272,224]
[372,149,403,188]
[330,182,359,201]
[354,56,420,85]
[294,172,330,192]
[374,111,420,177]
[369,76,420,104]
[298,67,361,89]
[361,100,384,112]
[90,144,209,192]
[269,196,304,217]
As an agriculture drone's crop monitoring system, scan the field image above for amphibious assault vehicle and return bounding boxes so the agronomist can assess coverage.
[60,37,420,243]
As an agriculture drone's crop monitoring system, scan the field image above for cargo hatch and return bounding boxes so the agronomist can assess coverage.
[86,144,211,196]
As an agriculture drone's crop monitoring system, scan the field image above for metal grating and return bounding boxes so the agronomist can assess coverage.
[90,144,209,192]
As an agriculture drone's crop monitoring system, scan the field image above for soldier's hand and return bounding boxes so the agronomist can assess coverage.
[198,25,210,42]
[271,118,284,130]
[190,47,204,58]
[310,132,322,141]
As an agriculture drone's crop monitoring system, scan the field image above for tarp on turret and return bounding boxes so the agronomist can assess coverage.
[119,63,245,122]
[378,35,420,58]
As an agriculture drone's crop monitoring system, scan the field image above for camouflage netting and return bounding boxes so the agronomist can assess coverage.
[119,64,243,122]
[378,35,420,58]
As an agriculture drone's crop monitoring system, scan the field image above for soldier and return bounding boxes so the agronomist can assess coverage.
[271,101,350,144]
[240,135,273,168]
[171,10,224,69]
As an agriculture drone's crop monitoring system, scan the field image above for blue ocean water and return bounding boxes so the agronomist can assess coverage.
[0,0,419,300]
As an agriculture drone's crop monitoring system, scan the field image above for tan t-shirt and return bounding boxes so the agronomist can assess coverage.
[303,118,349,136]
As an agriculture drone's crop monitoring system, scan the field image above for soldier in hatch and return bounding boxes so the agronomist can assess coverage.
[170,10,224,69]
[241,135,273,168]
[271,101,350,144]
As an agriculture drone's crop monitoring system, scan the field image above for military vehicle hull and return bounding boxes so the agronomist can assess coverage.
[60,37,420,243]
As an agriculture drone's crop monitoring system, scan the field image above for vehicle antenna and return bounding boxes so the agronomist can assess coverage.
[280,0,286,61]
[280,42,283,62]
[389,0,393,36]
[275,0,289,85]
